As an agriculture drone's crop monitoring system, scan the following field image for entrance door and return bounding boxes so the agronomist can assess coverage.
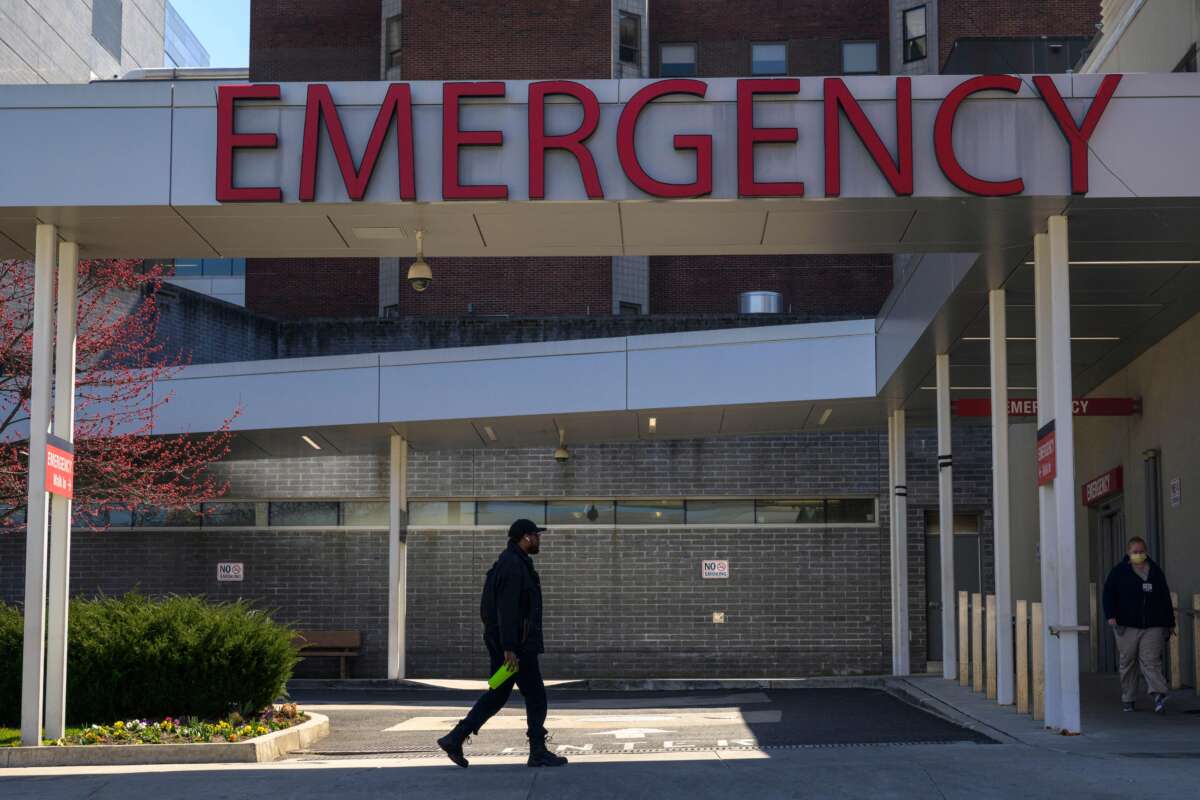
[925,511,983,664]
[1094,498,1126,673]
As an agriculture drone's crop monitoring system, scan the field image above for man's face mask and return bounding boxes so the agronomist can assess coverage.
[1129,552,1148,564]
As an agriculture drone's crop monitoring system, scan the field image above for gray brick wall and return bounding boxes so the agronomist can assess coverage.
[1,425,994,678]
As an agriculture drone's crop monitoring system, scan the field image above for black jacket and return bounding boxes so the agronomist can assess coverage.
[484,541,544,654]
[1102,556,1175,630]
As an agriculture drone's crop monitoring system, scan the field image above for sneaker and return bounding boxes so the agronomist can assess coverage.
[1122,701,1135,712]
[527,747,569,768]
[1154,694,1167,714]
[436,733,470,768]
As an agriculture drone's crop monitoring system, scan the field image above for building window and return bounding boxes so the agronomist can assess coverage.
[385,14,403,77]
[269,501,340,527]
[547,500,615,525]
[202,502,260,527]
[751,42,788,75]
[756,499,826,525]
[408,500,476,526]
[92,0,123,63]
[341,501,389,527]
[842,41,880,74]
[686,500,756,525]
[1175,44,1198,73]
[619,301,642,316]
[660,43,697,77]
[617,499,686,525]
[903,5,928,63]
[477,500,545,526]
[619,12,641,65]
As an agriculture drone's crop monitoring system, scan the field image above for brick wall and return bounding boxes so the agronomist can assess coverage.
[398,0,612,80]
[0,425,995,678]
[246,258,381,320]
[390,257,613,317]
[650,256,894,316]
[250,0,381,81]
[649,0,890,77]
[937,0,1100,71]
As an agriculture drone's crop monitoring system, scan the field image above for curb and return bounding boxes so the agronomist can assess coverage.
[0,712,329,768]
[288,675,896,692]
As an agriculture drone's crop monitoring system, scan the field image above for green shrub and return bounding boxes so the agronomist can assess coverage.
[0,594,298,725]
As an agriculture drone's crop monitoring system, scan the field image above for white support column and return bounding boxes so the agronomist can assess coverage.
[387,435,409,680]
[1049,215,1082,734]
[20,224,57,747]
[891,408,910,676]
[989,289,1014,706]
[44,241,79,741]
[887,413,898,672]
[1034,231,1063,730]
[936,353,957,681]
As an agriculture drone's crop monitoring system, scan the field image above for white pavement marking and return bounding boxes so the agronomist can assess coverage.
[382,709,781,732]
[303,691,771,713]
[587,728,675,739]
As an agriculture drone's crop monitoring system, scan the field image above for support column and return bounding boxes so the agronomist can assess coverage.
[1049,215,1082,733]
[44,241,79,741]
[1034,231,1062,730]
[20,224,57,747]
[387,435,409,680]
[936,353,957,680]
[890,409,910,675]
[989,289,1014,706]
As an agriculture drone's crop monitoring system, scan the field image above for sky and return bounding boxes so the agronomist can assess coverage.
[170,0,250,68]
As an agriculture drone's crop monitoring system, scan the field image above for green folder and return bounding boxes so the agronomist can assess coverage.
[488,662,519,689]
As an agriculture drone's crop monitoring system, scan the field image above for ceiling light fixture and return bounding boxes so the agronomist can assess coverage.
[301,435,322,450]
[483,425,497,442]
[407,229,433,292]
[818,408,833,426]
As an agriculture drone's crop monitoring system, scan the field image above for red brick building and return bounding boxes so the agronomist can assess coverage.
[245,0,1099,320]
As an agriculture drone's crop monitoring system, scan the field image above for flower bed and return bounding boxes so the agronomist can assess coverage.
[49,704,307,747]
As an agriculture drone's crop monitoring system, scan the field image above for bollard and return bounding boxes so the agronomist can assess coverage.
[1016,599,1029,714]
[958,590,970,687]
[1032,602,1045,721]
[1170,592,1182,690]
[986,594,998,700]
[972,592,984,693]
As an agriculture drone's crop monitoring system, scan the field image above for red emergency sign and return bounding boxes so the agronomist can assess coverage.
[45,434,75,500]
[952,397,1140,417]
[1082,466,1123,507]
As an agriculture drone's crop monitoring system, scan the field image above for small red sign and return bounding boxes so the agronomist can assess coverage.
[1082,466,1123,507]
[952,397,1140,418]
[45,435,74,500]
[1036,421,1056,486]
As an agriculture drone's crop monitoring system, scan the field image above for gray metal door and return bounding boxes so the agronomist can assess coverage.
[925,512,983,662]
[1095,500,1126,673]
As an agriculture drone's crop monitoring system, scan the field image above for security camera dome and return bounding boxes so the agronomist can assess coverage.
[407,258,433,292]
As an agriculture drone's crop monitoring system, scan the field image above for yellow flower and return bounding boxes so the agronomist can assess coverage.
[114,721,124,730]
[255,726,268,736]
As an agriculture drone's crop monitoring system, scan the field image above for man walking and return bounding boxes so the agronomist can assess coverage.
[437,519,568,768]
[1103,536,1176,713]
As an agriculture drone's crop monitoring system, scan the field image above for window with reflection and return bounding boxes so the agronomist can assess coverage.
[269,501,339,527]
[202,502,258,527]
[617,499,685,525]
[756,499,826,524]
[686,499,756,525]
[547,500,614,525]
[136,506,202,527]
[342,501,389,527]
[476,500,545,526]
[825,498,876,524]
[408,501,477,526]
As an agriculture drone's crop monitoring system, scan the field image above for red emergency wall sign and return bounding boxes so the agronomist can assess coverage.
[952,397,1140,417]
[1082,466,1123,507]
[1036,421,1056,486]
[45,434,75,500]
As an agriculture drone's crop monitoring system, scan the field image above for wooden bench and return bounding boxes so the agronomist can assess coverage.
[293,630,361,679]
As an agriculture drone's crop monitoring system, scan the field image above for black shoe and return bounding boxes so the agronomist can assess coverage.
[1154,694,1167,714]
[528,747,568,767]
[1122,701,1135,713]
[437,733,470,768]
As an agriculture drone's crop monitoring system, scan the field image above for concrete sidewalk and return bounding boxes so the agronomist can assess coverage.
[900,672,1200,756]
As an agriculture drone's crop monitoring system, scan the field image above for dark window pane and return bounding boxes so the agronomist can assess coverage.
[408,501,476,526]
[269,501,339,526]
[825,498,877,525]
[136,506,201,527]
[201,259,233,276]
[620,13,640,64]
[905,36,927,62]
[477,500,545,526]
[687,500,756,525]
[342,501,388,526]
[107,507,134,527]
[842,41,879,74]
[617,500,684,525]
[547,500,614,525]
[229,258,246,277]
[751,43,787,75]
[756,499,825,525]
[202,502,257,527]
[903,6,927,63]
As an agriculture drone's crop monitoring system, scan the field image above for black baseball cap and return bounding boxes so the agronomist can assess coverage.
[509,518,547,540]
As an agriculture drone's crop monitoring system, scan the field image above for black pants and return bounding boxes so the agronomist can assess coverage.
[460,633,548,743]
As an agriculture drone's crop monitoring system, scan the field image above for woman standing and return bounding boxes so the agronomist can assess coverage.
[1102,536,1176,713]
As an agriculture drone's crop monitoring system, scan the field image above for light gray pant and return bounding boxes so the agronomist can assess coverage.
[1114,625,1169,701]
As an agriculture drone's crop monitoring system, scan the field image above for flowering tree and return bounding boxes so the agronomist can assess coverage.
[0,258,236,526]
